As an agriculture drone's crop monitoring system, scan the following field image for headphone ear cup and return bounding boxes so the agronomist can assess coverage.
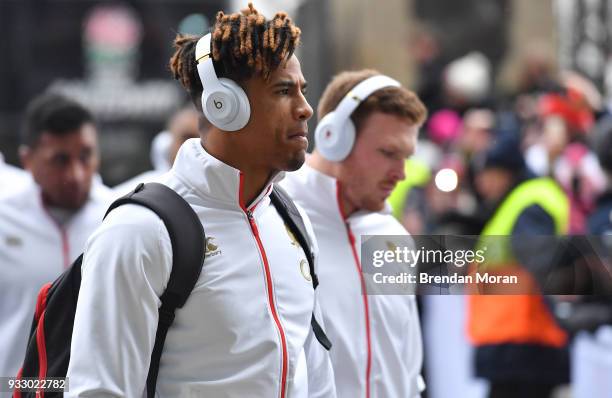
[218,78,251,131]
[314,112,356,161]
[202,78,251,131]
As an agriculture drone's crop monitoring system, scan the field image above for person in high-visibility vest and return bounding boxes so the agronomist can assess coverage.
[468,132,570,398]
[388,157,431,221]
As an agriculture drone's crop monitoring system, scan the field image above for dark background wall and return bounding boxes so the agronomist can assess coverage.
[0,0,226,185]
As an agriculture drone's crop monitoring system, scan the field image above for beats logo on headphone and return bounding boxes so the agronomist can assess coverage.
[314,75,401,161]
[195,33,251,131]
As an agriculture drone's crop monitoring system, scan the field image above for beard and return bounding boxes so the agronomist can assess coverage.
[347,189,386,214]
[361,197,386,212]
[283,149,306,171]
[44,190,89,210]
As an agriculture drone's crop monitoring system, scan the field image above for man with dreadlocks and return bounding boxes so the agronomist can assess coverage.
[66,4,336,397]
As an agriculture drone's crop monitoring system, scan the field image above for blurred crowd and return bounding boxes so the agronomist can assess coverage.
[400,48,612,398]
[396,50,611,237]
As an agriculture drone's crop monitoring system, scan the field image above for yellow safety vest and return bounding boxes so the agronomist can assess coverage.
[388,158,431,220]
[468,177,569,347]
[477,178,569,266]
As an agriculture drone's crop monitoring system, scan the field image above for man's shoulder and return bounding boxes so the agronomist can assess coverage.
[0,180,37,213]
[0,191,34,237]
[112,170,166,198]
[0,164,30,199]
[102,203,165,229]
[279,165,338,221]
[279,165,310,194]
[92,203,168,248]
[0,160,28,181]
[81,203,171,275]
[356,211,408,236]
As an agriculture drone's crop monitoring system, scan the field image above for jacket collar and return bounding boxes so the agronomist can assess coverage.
[294,161,392,221]
[172,138,282,211]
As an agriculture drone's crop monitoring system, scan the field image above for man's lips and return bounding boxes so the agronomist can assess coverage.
[379,182,397,195]
[288,131,308,139]
[288,131,309,146]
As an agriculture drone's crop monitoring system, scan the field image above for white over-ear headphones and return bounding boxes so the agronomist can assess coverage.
[195,33,251,131]
[314,75,401,161]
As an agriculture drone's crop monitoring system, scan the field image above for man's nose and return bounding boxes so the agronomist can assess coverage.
[391,159,406,182]
[295,93,313,121]
[65,160,86,184]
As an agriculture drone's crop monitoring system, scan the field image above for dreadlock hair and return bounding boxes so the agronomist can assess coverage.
[169,3,301,111]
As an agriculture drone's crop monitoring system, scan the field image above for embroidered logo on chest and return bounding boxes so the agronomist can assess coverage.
[285,224,300,247]
[386,241,398,251]
[205,237,221,257]
[300,259,312,282]
[5,236,22,247]
[284,224,311,282]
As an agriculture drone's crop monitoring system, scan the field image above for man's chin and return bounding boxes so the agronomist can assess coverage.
[43,192,86,210]
[363,199,386,213]
[284,151,306,172]
[59,195,88,210]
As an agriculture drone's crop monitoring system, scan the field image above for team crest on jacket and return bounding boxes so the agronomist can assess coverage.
[5,235,22,247]
[285,224,300,247]
[205,237,221,257]
[299,259,312,281]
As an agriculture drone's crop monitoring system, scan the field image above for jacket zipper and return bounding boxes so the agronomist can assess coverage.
[243,204,288,398]
[336,182,372,398]
[41,200,71,269]
[59,228,70,269]
[345,221,373,398]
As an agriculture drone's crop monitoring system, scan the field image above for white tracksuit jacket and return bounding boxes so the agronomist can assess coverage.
[0,179,111,394]
[66,138,336,398]
[0,152,29,199]
[281,163,424,398]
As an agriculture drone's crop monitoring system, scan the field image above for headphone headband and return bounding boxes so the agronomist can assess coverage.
[333,75,401,122]
[193,33,251,131]
[195,34,223,93]
[195,33,211,62]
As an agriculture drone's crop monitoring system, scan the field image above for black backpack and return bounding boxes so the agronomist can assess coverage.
[15,182,331,398]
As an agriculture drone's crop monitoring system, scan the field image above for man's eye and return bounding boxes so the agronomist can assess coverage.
[80,152,92,164]
[52,155,69,166]
[379,149,394,158]
[278,88,290,95]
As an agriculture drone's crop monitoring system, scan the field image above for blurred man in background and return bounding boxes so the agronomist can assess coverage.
[113,106,204,195]
[282,69,428,397]
[0,93,111,387]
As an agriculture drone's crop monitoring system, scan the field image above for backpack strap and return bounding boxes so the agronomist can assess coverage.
[104,182,205,398]
[270,186,318,287]
[270,185,332,351]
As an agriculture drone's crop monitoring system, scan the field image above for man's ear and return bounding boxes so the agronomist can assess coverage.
[19,145,32,171]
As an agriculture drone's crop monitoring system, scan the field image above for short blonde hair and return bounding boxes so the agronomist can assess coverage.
[317,69,428,133]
